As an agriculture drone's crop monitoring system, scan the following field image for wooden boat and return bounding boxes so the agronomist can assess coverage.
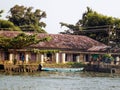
[42,67,84,72]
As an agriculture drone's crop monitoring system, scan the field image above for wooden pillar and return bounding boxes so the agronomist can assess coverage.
[55,53,59,64]
[62,53,65,63]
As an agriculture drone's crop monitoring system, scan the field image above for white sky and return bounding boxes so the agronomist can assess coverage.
[0,0,120,34]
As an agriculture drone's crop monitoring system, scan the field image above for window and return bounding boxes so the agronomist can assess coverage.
[19,53,25,61]
[4,52,9,60]
[73,54,77,62]
[31,53,36,61]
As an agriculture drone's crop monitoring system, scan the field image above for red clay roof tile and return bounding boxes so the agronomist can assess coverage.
[0,31,106,51]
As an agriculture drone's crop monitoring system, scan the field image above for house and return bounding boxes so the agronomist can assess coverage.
[0,31,107,64]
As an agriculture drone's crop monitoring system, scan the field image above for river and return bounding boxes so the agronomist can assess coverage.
[0,71,120,90]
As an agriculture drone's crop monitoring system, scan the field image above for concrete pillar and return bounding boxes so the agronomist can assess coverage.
[9,53,13,63]
[76,55,80,63]
[116,56,119,65]
[41,54,44,63]
[25,53,29,64]
[62,53,66,63]
[55,53,59,64]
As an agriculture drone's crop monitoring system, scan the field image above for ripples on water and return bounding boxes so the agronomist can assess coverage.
[0,71,120,90]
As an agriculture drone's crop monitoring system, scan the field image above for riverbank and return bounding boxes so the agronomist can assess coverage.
[84,63,120,74]
[0,62,86,72]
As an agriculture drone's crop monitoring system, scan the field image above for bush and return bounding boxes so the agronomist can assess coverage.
[42,62,86,68]
[67,62,86,68]
[102,54,114,63]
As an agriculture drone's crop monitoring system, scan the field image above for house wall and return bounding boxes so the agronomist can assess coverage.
[3,50,120,65]
[0,51,92,64]
[56,53,86,63]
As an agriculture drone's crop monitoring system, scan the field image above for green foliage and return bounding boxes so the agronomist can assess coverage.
[85,12,114,26]
[0,20,21,31]
[60,7,120,31]
[7,5,47,33]
[0,10,4,17]
[60,7,120,45]
[67,62,86,68]
[19,25,46,33]
[32,49,59,54]
[0,33,50,65]
[43,62,86,68]
[0,33,50,50]
[0,36,11,49]
[103,54,114,60]
[103,54,114,62]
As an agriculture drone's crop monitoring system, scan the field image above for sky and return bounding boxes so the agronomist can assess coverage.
[0,0,120,34]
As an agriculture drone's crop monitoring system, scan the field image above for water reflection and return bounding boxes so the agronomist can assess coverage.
[0,71,120,90]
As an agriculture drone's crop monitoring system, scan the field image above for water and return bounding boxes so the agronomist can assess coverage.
[0,71,120,90]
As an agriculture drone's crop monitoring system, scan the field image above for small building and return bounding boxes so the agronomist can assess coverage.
[0,31,107,64]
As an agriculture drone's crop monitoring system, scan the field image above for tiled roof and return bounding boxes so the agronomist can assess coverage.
[0,31,106,51]
[88,46,110,52]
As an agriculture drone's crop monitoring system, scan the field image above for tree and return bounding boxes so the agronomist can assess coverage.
[76,7,116,27]
[7,5,47,33]
[60,22,80,35]
[0,9,21,31]
[60,7,120,46]
[0,10,4,17]
[0,33,51,64]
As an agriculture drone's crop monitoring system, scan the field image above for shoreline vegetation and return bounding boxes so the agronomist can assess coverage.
[42,62,86,68]
[0,60,86,68]
[0,61,86,72]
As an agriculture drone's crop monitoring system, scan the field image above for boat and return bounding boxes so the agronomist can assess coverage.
[42,67,84,72]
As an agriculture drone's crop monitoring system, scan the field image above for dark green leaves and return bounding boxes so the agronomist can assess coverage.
[7,5,47,33]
